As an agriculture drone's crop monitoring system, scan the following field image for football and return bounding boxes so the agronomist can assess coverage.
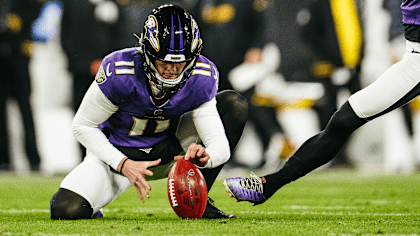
[167,158,208,219]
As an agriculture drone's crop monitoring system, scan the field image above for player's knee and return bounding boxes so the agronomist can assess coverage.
[216,90,248,150]
[216,90,248,124]
[50,188,93,220]
[327,101,365,134]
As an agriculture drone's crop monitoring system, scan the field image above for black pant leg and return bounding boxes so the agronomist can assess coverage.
[263,101,366,198]
[0,68,10,169]
[12,56,40,169]
[201,90,248,190]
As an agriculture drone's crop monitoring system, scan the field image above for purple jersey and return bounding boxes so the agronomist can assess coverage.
[402,0,420,25]
[95,48,218,148]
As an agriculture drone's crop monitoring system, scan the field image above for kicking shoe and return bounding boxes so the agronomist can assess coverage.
[201,198,237,219]
[92,208,105,218]
[223,172,267,205]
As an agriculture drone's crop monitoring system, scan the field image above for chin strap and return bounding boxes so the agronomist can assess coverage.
[148,79,168,99]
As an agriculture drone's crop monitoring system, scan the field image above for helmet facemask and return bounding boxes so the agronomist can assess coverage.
[143,47,198,97]
[138,5,203,101]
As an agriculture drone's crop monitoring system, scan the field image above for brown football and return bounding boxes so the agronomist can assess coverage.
[167,158,207,219]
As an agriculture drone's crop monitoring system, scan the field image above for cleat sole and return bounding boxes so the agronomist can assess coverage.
[223,179,238,202]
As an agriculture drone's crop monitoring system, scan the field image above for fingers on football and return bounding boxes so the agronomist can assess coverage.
[174,155,183,160]
[195,148,206,158]
[199,156,208,163]
[186,143,205,159]
[185,143,196,159]
[192,156,208,167]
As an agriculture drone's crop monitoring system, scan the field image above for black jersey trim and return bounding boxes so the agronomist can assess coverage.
[404,24,420,42]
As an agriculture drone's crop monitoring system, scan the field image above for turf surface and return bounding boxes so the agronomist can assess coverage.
[0,170,419,235]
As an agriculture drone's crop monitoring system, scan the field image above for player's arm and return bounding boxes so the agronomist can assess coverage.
[71,82,126,169]
[73,80,160,202]
[186,97,230,168]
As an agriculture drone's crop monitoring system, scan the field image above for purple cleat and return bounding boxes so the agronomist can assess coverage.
[223,172,267,205]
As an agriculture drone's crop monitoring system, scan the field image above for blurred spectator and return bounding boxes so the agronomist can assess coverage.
[0,0,43,171]
[298,0,364,168]
[190,0,266,91]
[60,0,119,158]
[61,0,118,113]
[189,0,284,169]
[264,0,317,84]
[228,43,294,170]
[32,0,63,43]
[253,0,323,169]
[300,0,363,125]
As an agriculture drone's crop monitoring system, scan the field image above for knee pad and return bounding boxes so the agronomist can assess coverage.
[50,188,93,220]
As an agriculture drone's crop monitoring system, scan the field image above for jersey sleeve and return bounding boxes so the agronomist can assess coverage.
[72,82,126,170]
[188,56,219,107]
[95,49,137,106]
[94,54,119,105]
[192,98,230,168]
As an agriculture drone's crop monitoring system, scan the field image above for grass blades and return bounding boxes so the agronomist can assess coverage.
[0,170,419,235]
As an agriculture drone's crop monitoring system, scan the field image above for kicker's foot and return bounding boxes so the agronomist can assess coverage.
[223,172,267,205]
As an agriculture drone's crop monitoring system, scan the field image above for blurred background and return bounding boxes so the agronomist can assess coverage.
[2,0,419,175]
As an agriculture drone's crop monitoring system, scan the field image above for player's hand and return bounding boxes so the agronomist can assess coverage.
[174,143,209,167]
[119,158,161,202]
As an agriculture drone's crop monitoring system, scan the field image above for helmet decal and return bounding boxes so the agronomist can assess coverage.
[144,15,160,52]
[191,18,200,53]
[169,14,185,56]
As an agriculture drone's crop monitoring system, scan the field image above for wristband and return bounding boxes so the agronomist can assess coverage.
[119,158,128,174]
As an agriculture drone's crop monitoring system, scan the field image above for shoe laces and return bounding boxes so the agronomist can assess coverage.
[239,172,263,194]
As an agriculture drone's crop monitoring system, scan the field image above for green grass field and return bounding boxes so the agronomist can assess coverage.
[0,170,419,236]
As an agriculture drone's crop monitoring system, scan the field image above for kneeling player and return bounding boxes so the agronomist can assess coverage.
[50,5,247,219]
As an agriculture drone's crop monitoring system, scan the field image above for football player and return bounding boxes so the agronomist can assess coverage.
[50,4,247,219]
[224,0,420,205]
